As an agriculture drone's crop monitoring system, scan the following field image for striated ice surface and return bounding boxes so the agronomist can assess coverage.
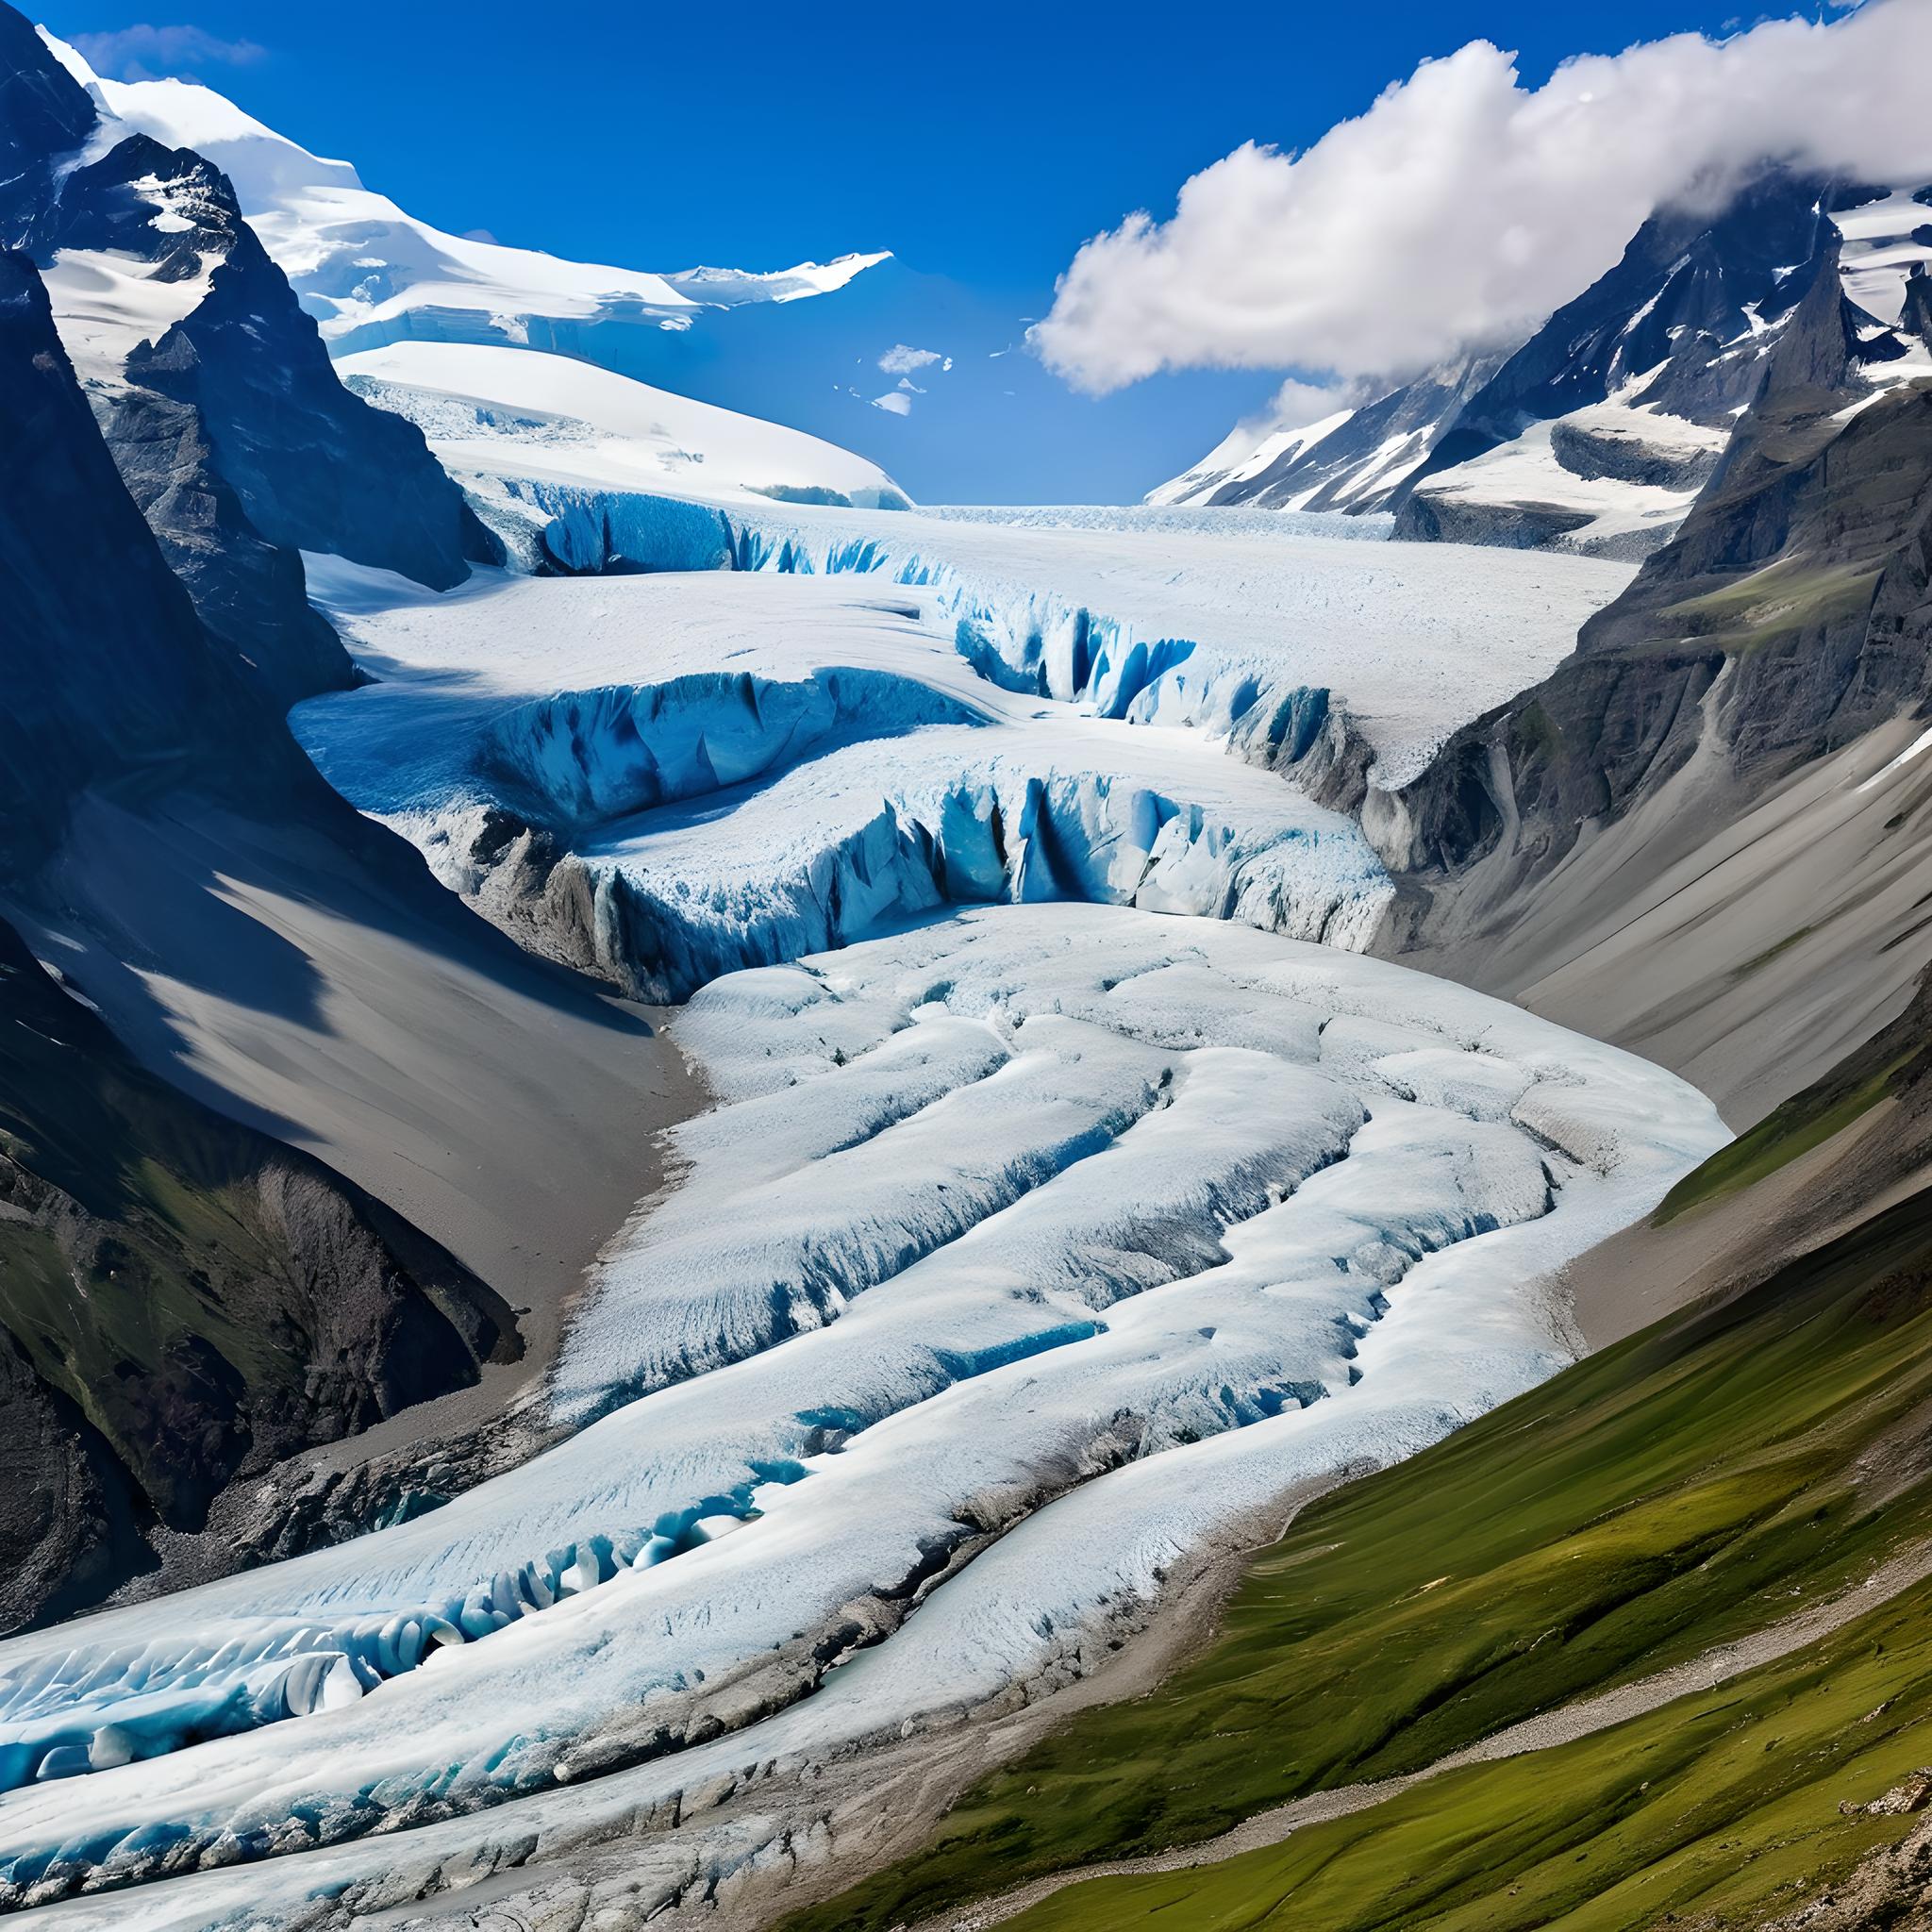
[0,907,1725,1915]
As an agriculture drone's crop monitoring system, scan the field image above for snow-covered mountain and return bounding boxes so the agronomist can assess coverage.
[1147,348,1507,516]
[337,340,913,517]
[30,25,913,519]
[1157,171,1932,558]
[37,30,890,350]
[6,14,497,701]
[31,26,1270,508]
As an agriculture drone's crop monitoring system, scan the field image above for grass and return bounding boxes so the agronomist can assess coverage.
[1652,1063,1902,1224]
[783,1182,1932,1932]
[1008,1577,1932,1931]
[1663,557,1881,656]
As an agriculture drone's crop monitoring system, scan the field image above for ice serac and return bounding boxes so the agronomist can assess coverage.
[296,520,1624,1008]
[0,908,1727,1907]
[298,564,1397,1001]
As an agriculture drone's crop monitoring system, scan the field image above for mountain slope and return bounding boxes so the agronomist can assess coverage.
[0,910,518,1634]
[1358,233,1932,1129]
[0,247,525,1627]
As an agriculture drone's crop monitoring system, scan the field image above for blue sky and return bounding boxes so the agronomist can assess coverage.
[38,1,1816,501]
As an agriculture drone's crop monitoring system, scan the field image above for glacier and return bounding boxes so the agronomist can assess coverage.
[0,906,1726,1917]
[0,33,1760,1932]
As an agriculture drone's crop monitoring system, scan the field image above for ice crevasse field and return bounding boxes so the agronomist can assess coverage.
[0,367,1729,1923]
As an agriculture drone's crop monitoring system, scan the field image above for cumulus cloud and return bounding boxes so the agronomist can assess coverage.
[1034,0,1932,392]
[1258,376,1359,432]
[70,23,267,82]
[877,343,942,375]
[871,391,913,416]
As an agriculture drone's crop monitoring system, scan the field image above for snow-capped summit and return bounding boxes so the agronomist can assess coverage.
[7,16,491,700]
[1158,170,1932,559]
[39,30,893,353]
[1146,349,1506,517]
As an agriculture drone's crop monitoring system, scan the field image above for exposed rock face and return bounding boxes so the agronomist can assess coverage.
[0,247,270,865]
[1403,171,1833,493]
[1390,492,1595,552]
[0,914,519,1632]
[1380,250,1932,896]
[89,375,350,708]
[1905,264,1932,350]
[118,148,500,594]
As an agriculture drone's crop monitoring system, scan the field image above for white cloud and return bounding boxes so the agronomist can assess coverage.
[1258,376,1359,432]
[878,343,942,375]
[1033,0,1932,392]
[872,391,913,416]
[70,23,267,82]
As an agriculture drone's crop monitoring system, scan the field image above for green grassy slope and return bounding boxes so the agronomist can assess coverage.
[1009,1573,1932,1932]
[789,1169,1932,1932]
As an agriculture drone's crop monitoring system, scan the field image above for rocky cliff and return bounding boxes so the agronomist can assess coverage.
[0,242,525,1627]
